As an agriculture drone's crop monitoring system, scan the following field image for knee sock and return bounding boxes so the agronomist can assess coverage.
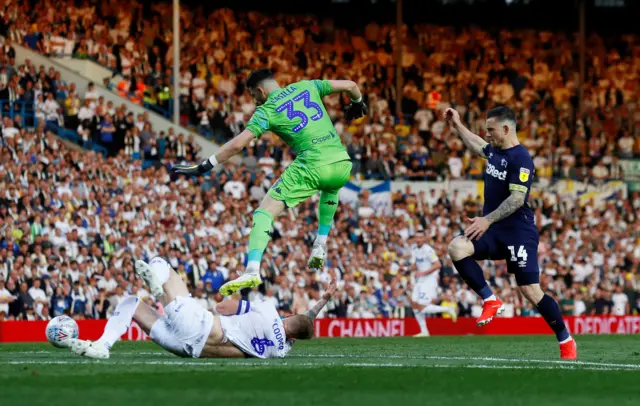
[246,209,274,274]
[97,296,140,350]
[536,294,571,342]
[453,257,495,301]
[149,257,171,285]
[415,312,429,335]
[315,191,340,246]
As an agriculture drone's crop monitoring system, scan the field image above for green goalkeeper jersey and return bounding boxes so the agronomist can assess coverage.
[246,80,351,169]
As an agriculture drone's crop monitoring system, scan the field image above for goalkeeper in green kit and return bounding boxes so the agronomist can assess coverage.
[171,69,368,296]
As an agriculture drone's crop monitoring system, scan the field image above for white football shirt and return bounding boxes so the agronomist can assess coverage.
[219,300,291,359]
[411,243,439,285]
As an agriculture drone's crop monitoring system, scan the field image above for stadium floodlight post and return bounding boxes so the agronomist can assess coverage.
[578,0,585,117]
[395,0,403,120]
[173,0,180,125]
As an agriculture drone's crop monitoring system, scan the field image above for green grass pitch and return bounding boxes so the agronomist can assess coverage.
[1,336,639,406]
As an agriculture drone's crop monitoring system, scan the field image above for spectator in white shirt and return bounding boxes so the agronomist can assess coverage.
[258,150,276,175]
[223,173,247,200]
[592,161,610,182]
[28,279,47,317]
[84,82,99,104]
[97,269,118,294]
[0,280,16,315]
[611,285,629,316]
[192,72,207,101]
[447,152,463,178]
[43,93,61,126]
[2,116,19,139]
[63,32,76,57]
[618,132,634,158]
[78,99,94,122]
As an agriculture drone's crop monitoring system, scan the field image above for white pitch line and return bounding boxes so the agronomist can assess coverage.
[2,359,637,371]
[303,353,640,370]
[3,352,640,370]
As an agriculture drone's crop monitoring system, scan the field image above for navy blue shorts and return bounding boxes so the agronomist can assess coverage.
[471,226,540,286]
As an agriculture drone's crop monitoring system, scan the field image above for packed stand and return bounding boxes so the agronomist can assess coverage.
[4,2,640,183]
[0,36,202,161]
[0,126,639,322]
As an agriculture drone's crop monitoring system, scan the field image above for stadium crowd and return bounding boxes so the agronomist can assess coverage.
[0,118,639,322]
[0,2,638,322]
[3,1,640,182]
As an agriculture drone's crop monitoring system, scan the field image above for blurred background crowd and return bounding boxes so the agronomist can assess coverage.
[0,0,639,322]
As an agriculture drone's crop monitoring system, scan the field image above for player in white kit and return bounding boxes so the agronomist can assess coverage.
[409,232,457,337]
[68,257,335,359]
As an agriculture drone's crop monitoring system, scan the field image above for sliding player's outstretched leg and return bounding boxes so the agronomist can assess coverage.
[136,257,189,306]
[70,296,142,359]
[448,235,503,326]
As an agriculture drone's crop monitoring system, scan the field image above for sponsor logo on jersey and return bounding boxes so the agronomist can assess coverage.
[272,319,286,351]
[501,158,508,167]
[519,167,530,182]
[312,131,336,144]
[485,162,507,181]
[325,200,337,206]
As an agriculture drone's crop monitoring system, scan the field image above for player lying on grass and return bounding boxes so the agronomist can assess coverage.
[69,258,336,359]
[444,106,577,360]
[171,68,367,296]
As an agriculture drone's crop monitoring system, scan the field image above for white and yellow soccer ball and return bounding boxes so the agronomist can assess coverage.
[46,315,79,348]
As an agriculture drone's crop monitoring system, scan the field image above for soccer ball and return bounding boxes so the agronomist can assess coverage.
[45,316,79,348]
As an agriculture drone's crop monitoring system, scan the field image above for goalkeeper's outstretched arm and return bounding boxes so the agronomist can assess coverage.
[327,80,362,101]
[326,80,368,121]
[171,129,254,175]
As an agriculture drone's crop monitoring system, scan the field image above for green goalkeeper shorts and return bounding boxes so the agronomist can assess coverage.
[267,160,352,208]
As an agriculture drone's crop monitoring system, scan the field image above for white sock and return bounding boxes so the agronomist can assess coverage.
[422,304,452,314]
[97,296,140,350]
[483,295,497,303]
[415,312,429,334]
[149,257,171,284]
[315,235,328,247]
[246,261,260,275]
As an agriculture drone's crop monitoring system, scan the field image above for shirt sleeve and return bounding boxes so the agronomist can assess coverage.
[427,246,438,262]
[507,153,534,194]
[310,79,332,98]
[481,143,492,159]
[246,107,269,138]
[235,300,252,315]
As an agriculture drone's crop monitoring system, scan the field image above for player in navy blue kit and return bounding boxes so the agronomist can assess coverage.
[444,106,577,360]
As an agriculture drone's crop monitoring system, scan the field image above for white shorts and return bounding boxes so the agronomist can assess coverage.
[153,296,214,358]
[412,283,438,306]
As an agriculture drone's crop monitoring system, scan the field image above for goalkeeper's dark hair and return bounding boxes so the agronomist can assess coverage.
[246,68,274,89]
[487,105,517,126]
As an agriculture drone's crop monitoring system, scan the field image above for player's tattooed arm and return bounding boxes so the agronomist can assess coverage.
[485,190,526,224]
[305,279,337,320]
